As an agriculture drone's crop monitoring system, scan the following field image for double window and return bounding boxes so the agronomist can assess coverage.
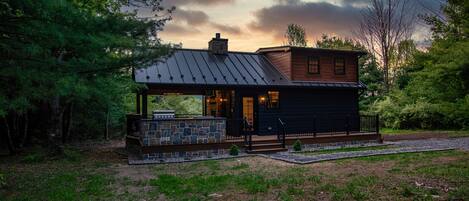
[334,58,345,75]
[307,56,320,74]
[267,91,279,109]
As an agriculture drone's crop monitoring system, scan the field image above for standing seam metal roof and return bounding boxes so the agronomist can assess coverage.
[134,48,365,89]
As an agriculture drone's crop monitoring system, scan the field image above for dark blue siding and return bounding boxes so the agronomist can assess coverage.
[257,88,359,135]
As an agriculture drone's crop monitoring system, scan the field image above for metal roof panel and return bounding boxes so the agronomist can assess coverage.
[134,49,364,89]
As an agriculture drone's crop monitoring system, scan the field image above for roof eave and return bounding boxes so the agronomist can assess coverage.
[256,45,367,55]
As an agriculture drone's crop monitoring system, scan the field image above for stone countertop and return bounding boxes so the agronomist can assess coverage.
[140,117,226,121]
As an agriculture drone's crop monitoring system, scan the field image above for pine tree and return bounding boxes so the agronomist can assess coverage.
[0,0,173,153]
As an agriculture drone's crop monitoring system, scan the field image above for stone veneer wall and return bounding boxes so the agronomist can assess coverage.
[142,149,229,161]
[139,118,226,146]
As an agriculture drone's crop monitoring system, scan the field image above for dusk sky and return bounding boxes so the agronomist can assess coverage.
[136,0,443,51]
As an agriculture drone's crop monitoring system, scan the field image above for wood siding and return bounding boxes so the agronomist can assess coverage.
[257,88,359,135]
[291,49,358,82]
[262,49,359,83]
[264,51,292,79]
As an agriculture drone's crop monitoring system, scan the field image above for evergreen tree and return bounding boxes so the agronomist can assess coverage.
[0,0,173,153]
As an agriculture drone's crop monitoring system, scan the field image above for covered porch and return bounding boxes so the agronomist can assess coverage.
[134,85,256,138]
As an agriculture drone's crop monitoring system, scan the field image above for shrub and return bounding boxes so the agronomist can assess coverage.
[369,90,469,130]
[22,153,45,164]
[400,100,444,129]
[293,140,302,151]
[370,96,403,128]
[229,145,240,156]
[63,148,83,162]
[0,173,6,189]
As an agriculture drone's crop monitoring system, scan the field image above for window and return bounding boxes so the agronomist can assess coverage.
[334,58,345,75]
[267,91,279,109]
[307,56,320,74]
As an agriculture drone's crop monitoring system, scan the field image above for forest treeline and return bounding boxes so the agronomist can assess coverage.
[0,0,174,153]
[362,0,469,129]
[1,0,468,154]
[308,0,468,130]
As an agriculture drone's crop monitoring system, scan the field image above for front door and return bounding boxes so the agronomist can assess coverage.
[242,96,257,134]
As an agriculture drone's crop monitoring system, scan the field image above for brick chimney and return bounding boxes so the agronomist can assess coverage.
[208,33,228,54]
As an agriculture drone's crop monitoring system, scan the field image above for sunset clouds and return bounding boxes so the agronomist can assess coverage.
[138,0,443,51]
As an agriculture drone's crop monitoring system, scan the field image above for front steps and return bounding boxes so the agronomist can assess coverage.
[245,142,287,154]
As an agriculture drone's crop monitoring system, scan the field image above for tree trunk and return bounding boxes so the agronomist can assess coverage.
[62,102,73,143]
[19,112,29,148]
[3,117,15,155]
[48,96,64,154]
[104,107,110,140]
[383,54,389,92]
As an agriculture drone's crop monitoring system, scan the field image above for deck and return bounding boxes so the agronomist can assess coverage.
[138,132,381,154]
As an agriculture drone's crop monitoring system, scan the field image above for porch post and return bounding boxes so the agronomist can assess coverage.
[142,91,148,118]
[375,114,380,134]
[136,92,141,114]
[202,95,206,116]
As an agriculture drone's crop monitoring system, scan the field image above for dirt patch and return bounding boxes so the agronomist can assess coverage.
[114,164,154,181]
[431,156,460,164]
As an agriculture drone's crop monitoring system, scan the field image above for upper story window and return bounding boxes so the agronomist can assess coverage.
[307,56,320,74]
[334,58,345,75]
[267,91,279,109]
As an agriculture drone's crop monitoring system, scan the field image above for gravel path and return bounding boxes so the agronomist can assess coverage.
[262,137,469,164]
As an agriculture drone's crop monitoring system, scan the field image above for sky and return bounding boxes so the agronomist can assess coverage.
[133,0,443,52]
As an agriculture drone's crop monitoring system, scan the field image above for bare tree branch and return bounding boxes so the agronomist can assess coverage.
[355,0,416,92]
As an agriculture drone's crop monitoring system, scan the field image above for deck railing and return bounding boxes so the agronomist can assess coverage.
[277,118,286,148]
[278,114,379,137]
[128,114,379,145]
[225,118,248,141]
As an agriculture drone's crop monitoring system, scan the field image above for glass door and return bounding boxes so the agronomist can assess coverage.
[242,96,255,132]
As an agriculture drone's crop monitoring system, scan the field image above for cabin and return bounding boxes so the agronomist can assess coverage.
[126,33,381,161]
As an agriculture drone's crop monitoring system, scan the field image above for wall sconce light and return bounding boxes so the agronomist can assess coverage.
[259,95,267,105]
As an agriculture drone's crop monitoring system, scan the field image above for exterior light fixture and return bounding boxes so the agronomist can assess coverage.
[259,95,267,105]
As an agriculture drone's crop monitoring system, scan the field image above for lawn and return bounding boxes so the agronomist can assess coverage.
[380,128,469,137]
[1,146,468,201]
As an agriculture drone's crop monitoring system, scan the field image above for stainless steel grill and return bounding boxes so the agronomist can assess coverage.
[152,110,175,119]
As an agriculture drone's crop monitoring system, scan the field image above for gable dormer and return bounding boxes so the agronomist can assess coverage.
[257,46,366,83]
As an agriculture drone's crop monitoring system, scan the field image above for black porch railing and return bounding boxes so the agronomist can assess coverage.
[128,113,379,149]
[277,118,286,148]
[275,114,379,137]
[225,118,250,141]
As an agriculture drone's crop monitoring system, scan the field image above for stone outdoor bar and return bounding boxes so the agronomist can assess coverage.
[130,117,230,161]
[139,117,226,146]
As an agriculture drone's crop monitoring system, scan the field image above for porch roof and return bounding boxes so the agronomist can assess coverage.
[134,48,366,89]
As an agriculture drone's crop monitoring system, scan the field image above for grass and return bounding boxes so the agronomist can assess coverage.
[381,128,469,137]
[356,149,459,162]
[34,173,112,201]
[2,146,469,201]
[149,172,282,200]
[380,128,427,135]
[298,145,391,155]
